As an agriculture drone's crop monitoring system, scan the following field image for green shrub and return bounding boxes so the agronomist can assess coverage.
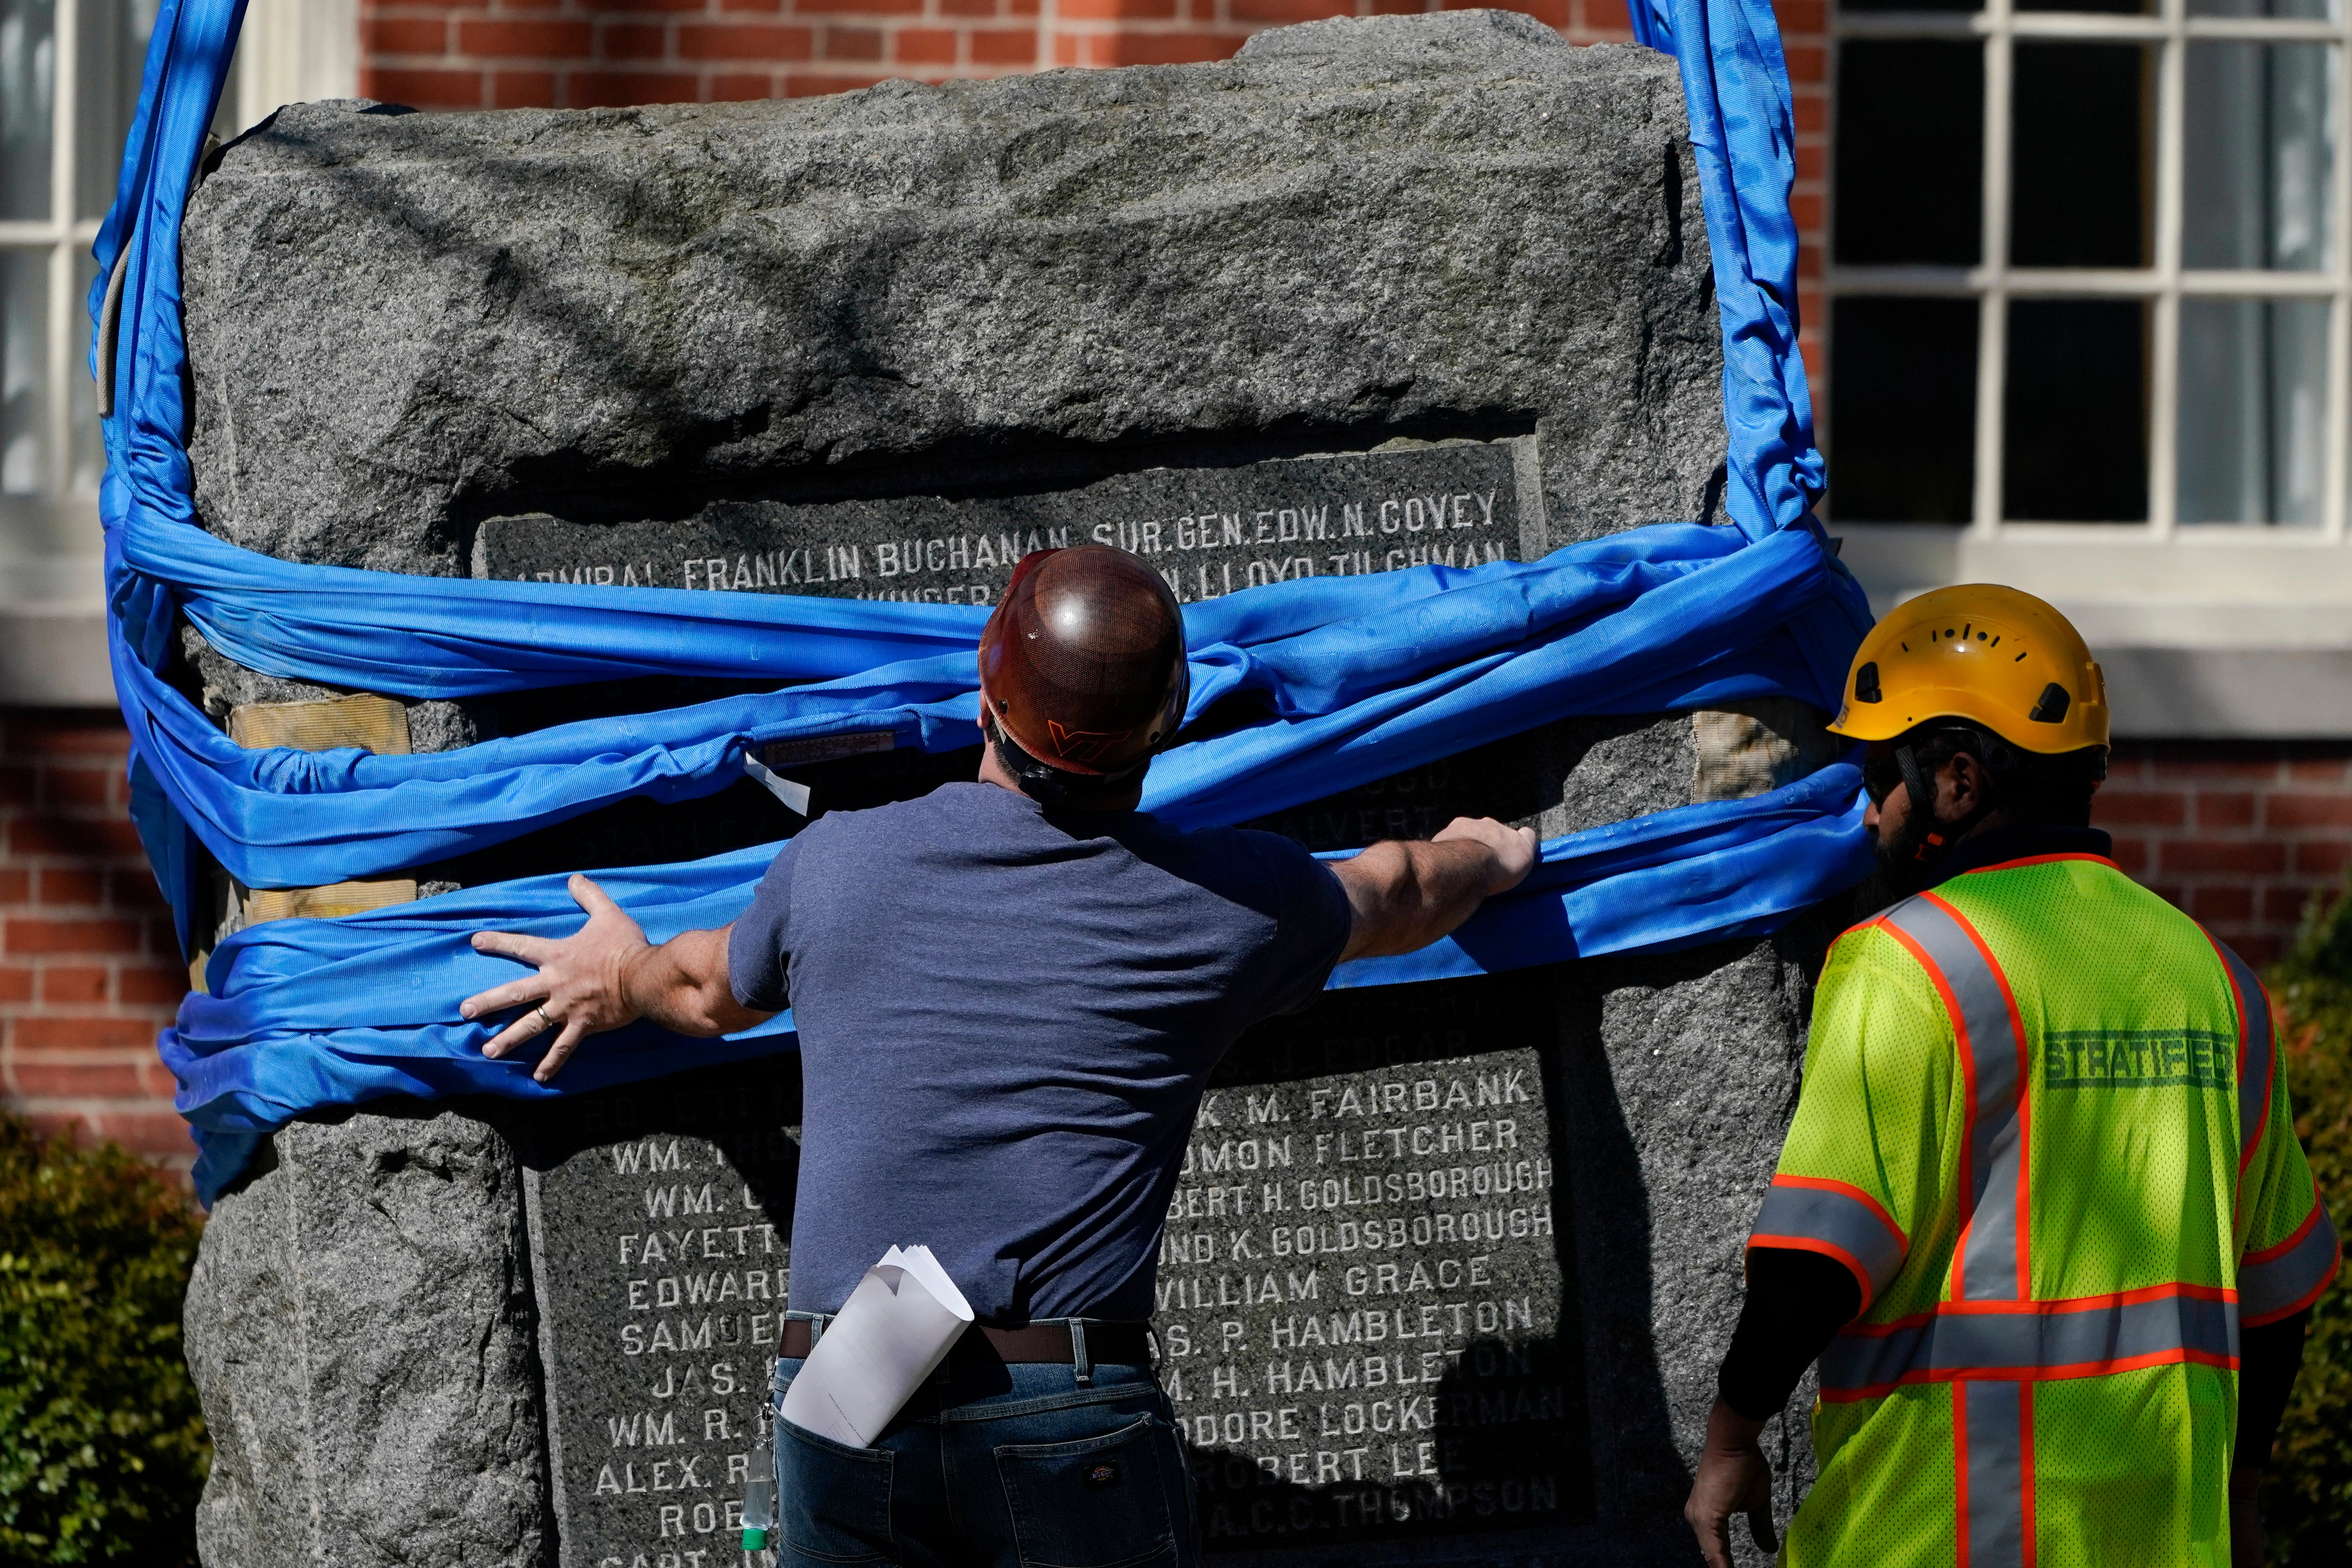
[2270,884,2352,1566]
[0,1117,208,1564]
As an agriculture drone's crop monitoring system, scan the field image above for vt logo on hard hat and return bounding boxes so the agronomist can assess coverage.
[1047,720,1135,764]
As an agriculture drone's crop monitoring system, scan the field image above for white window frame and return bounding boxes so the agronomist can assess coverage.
[2,0,117,703]
[1,0,100,528]
[1825,0,2352,732]
[0,0,352,703]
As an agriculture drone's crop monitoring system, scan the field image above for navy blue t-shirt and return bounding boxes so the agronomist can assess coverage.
[726,781,1352,1324]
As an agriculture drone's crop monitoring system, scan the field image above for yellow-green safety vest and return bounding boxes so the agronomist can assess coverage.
[1752,849,2338,1567]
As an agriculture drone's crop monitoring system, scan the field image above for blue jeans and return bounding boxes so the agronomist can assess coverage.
[770,1331,1201,1568]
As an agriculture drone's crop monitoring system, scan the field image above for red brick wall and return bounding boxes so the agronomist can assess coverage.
[1781,0,1824,397]
[0,710,196,1179]
[2098,744,2352,970]
[355,0,1643,113]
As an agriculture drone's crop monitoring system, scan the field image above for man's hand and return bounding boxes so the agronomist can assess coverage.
[1684,1399,1777,1568]
[1431,815,1540,890]
[1333,816,1538,963]
[462,875,653,1083]
[461,875,770,1084]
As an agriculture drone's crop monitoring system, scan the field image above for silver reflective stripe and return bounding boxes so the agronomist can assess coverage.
[1962,1381,2027,1568]
[1819,1290,2239,1395]
[2243,1206,2342,1323]
[1884,894,2027,1301]
[1751,1180,1907,1302]
[2209,936,2273,1170]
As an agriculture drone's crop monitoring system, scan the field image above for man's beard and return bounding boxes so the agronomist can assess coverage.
[1856,804,1948,911]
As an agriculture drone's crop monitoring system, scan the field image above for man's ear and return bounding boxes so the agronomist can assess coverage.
[1943,750,1989,818]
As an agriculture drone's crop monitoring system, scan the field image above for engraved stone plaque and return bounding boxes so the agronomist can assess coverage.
[508,441,1606,1565]
[519,1004,1586,1568]
[1162,1026,1585,1551]
[1187,749,1596,1554]
[512,1059,805,1568]
[472,440,1543,607]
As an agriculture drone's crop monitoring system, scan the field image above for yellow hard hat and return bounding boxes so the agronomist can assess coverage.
[1826,584,2109,754]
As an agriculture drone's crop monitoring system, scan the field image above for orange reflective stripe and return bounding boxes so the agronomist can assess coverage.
[1954,852,2122,877]
[2202,930,2274,1181]
[2242,1193,2343,1326]
[1750,1174,1910,1309]
[1953,1382,1974,1567]
[1882,892,2032,1302]
[2020,1381,2040,1568]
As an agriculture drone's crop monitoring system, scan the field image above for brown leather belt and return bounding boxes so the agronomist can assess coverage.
[778,1317,1151,1365]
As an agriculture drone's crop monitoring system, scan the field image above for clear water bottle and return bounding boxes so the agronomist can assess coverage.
[742,1442,777,1552]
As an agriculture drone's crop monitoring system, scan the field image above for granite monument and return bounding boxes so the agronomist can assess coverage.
[175,14,1829,1568]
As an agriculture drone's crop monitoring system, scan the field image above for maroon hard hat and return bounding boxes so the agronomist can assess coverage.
[978,546,1189,777]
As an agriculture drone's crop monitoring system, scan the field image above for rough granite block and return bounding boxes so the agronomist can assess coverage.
[181,11,1724,574]
[174,16,1819,1568]
[183,1107,548,1567]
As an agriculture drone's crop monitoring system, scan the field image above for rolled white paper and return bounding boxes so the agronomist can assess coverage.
[778,1245,974,1448]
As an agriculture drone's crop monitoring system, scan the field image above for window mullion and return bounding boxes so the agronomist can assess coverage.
[46,0,81,505]
[1975,6,2014,532]
[2149,3,2185,538]
[2330,25,2352,541]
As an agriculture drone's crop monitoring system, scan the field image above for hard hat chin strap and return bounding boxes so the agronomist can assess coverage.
[1892,744,1949,868]
[1894,728,2006,870]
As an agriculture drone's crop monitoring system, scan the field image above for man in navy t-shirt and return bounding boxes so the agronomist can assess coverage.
[462,546,1534,1568]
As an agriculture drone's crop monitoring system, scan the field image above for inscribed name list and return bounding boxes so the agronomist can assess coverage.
[515,1061,803,1568]
[472,441,1534,607]
[1154,1046,1580,1548]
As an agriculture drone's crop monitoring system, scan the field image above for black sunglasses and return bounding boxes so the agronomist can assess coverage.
[1862,748,1905,807]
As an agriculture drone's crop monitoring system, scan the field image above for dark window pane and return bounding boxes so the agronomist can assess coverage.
[2003,299,2148,521]
[2178,297,2329,525]
[2183,42,2334,271]
[76,0,158,221]
[2018,0,2150,18]
[2012,44,2155,267]
[1,247,50,493]
[0,0,56,222]
[1842,0,1978,19]
[1835,41,1984,266]
[2190,0,2328,18]
[1828,297,1980,522]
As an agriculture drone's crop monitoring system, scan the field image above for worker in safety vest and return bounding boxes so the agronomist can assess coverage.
[1683,584,2339,1568]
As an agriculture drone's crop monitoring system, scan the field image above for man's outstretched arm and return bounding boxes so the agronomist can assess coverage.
[461,873,773,1083]
[1331,816,1537,963]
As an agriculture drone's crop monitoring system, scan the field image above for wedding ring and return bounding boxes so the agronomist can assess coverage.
[534,1004,554,1033]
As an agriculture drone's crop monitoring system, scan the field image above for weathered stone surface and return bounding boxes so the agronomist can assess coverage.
[179,626,487,752]
[182,11,1722,574]
[183,1106,549,1567]
[1554,938,1820,1555]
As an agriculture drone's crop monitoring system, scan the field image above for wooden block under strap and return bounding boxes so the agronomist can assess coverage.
[228,691,413,754]
[225,693,419,939]
[241,879,418,924]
